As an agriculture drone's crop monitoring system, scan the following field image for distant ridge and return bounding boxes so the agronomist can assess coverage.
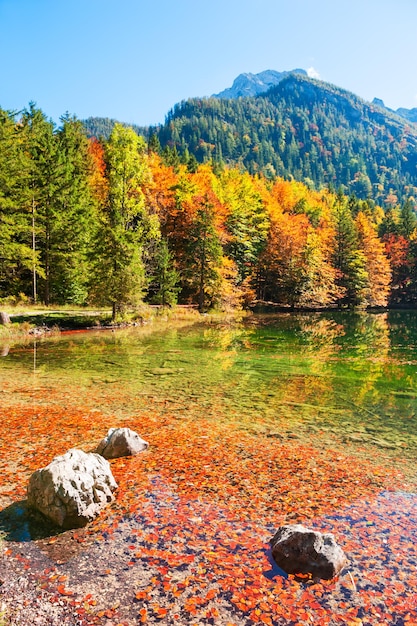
[83,116,148,141]
[394,107,417,123]
[213,69,307,99]
[372,97,417,124]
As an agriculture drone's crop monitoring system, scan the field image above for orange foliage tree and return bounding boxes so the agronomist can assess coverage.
[356,211,392,307]
[82,136,402,311]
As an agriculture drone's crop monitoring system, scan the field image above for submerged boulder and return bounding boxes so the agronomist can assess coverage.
[95,427,149,459]
[27,448,118,529]
[270,524,347,580]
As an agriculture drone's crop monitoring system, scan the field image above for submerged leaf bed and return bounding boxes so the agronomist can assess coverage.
[0,404,416,625]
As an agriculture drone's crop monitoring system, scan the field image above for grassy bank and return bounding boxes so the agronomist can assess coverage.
[0,304,246,344]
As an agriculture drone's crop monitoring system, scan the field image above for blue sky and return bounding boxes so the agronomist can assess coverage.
[1,0,417,126]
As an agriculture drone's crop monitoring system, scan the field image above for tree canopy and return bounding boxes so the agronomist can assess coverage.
[1,104,417,313]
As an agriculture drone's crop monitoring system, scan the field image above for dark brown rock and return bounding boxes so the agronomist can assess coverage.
[270,524,347,580]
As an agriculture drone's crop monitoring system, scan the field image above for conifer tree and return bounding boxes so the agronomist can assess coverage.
[399,199,417,239]
[149,239,180,306]
[19,106,95,305]
[0,108,34,298]
[21,103,58,304]
[49,114,96,304]
[331,193,368,307]
[186,193,223,311]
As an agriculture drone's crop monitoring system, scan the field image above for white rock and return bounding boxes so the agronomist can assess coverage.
[95,427,149,459]
[27,448,118,528]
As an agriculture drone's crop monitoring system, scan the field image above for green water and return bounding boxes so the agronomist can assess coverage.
[1,310,417,466]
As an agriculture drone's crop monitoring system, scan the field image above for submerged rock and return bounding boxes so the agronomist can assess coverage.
[270,524,347,580]
[27,448,118,529]
[95,427,149,459]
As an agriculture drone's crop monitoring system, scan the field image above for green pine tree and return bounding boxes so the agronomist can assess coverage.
[149,239,180,306]
[0,107,35,299]
[331,193,368,307]
[186,194,223,312]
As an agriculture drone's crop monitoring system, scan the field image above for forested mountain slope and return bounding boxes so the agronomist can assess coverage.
[156,74,417,205]
[83,116,147,141]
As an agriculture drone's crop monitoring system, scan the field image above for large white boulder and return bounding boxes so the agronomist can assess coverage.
[95,427,149,459]
[270,524,347,580]
[27,448,118,529]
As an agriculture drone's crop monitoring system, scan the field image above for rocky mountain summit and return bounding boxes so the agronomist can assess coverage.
[213,68,307,99]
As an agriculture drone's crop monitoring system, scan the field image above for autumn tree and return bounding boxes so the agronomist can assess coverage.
[89,124,159,318]
[217,170,269,290]
[383,233,411,304]
[88,138,108,207]
[355,211,392,307]
[260,210,311,307]
[1,102,412,311]
[298,230,341,307]
[145,154,178,222]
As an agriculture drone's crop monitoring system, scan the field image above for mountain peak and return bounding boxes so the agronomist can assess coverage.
[213,68,307,99]
[372,97,386,108]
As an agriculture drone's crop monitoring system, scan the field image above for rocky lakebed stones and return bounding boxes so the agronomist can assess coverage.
[26,427,348,583]
[27,427,148,529]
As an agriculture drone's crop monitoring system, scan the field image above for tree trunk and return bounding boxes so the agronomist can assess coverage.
[0,311,11,325]
[198,259,205,312]
[32,196,37,304]
[198,233,206,312]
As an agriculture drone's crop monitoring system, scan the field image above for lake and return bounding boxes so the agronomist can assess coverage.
[1,310,417,477]
[1,310,417,625]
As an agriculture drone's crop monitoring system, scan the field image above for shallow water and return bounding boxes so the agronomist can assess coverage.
[1,310,417,471]
[1,311,417,624]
